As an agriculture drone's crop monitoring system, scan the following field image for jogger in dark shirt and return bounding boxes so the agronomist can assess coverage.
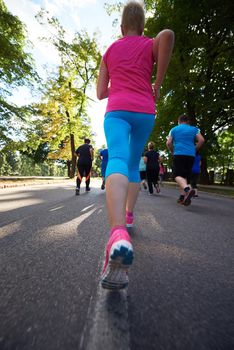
[144,141,160,195]
[75,138,94,195]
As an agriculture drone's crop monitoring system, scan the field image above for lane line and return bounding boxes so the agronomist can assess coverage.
[80,251,131,350]
[84,285,130,350]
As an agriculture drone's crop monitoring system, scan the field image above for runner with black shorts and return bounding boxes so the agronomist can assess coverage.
[75,138,94,195]
[166,115,204,206]
[144,141,160,195]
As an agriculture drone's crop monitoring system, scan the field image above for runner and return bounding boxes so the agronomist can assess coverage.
[99,148,108,190]
[191,152,201,197]
[139,153,147,190]
[144,141,160,195]
[75,138,93,195]
[97,1,174,289]
[159,162,165,187]
[166,115,204,205]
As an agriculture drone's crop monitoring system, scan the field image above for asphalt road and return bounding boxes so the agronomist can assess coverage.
[0,180,233,350]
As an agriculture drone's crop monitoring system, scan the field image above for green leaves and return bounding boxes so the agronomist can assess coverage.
[0,0,38,149]
[145,0,234,176]
[27,14,101,173]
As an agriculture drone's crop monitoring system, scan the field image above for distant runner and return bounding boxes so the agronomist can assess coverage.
[99,148,108,190]
[139,154,147,190]
[166,115,204,206]
[144,142,160,195]
[191,152,202,197]
[75,138,94,195]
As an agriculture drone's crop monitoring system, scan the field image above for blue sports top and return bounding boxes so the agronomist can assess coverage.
[100,148,108,167]
[169,124,199,156]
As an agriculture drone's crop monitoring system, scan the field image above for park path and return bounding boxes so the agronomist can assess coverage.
[0,180,233,350]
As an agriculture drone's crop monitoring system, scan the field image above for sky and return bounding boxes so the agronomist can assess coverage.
[4,0,123,148]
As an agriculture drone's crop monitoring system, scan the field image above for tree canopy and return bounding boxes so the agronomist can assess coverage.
[0,0,38,147]
[144,0,234,182]
[24,12,101,177]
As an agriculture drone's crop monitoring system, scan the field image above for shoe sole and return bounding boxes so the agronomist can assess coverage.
[183,190,195,206]
[101,240,133,290]
[155,186,160,193]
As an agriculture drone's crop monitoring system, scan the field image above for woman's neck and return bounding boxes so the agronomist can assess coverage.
[124,30,142,37]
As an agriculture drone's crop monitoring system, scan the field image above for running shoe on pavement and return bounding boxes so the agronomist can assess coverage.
[183,189,195,206]
[155,184,160,193]
[101,228,133,290]
[177,195,184,204]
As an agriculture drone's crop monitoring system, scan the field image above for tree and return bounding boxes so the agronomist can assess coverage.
[144,0,234,183]
[32,67,94,177]
[34,11,101,177]
[209,127,234,184]
[0,0,38,147]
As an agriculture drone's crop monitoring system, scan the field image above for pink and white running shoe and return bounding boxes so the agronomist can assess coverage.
[101,228,134,290]
[155,184,160,193]
[126,212,134,227]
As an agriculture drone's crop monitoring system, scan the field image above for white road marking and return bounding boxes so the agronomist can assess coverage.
[80,252,131,350]
[84,285,130,350]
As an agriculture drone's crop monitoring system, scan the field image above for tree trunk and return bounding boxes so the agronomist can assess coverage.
[67,160,71,178]
[65,109,76,178]
[200,156,210,184]
[70,133,76,178]
[186,91,197,126]
[225,169,234,186]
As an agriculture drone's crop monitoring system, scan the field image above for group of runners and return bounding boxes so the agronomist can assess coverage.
[75,1,204,290]
[75,125,203,204]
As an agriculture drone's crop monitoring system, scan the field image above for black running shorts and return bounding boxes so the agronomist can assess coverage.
[173,155,195,183]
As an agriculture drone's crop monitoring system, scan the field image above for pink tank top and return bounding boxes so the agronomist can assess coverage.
[103,36,155,114]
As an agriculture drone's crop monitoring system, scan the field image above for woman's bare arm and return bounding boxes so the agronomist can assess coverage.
[196,133,205,151]
[152,29,175,101]
[96,59,109,100]
[166,135,174,154]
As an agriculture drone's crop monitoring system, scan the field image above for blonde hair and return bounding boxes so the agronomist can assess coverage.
[148,141,155,150]
[121,1,145,35]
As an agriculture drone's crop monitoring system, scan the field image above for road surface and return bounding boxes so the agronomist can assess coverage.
[0,180,233,350]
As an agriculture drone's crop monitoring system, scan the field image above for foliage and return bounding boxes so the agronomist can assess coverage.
[146,0,233,132]
[209,126,234,172]
[0,151,66,176]
[104,0,234,183]
[144,0,234,182]
[13,11,102,177]
[93,148,103,177]
[0,0,38,146]
[33,67,93,161]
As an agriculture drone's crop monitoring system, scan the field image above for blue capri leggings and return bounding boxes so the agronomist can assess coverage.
[104,111,155,183]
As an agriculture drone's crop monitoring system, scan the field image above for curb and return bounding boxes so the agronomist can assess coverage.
[0,179,71,189]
